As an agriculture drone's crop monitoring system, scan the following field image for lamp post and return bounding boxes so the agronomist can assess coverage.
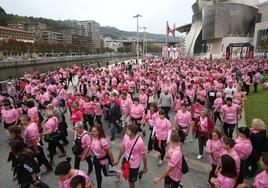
[133,14,142,62]
[140,26,147,56]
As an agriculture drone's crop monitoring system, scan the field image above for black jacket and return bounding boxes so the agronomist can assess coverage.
[250,130,267,156]
[15,153,40,184]
[79,83,88,96]
[109,102,121,123]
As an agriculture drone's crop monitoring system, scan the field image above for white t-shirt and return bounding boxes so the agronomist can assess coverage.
[224,87,237,99]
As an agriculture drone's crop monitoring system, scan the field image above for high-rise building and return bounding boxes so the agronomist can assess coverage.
[78,20,101,48]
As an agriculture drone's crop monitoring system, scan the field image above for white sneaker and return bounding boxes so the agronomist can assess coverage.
[197,154,203,160]
[189,139,194,143]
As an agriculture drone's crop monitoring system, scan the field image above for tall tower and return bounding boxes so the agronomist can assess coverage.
[78,21,101,48]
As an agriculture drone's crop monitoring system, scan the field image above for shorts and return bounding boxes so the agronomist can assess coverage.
[164,176,181,188]
[129,168,139,183]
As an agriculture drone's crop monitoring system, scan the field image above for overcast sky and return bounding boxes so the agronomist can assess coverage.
[1,0,267,34]
[1,0,196,34]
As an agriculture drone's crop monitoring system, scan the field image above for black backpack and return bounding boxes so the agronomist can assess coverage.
[72,133,88,155]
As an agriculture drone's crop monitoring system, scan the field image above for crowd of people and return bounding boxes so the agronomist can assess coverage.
[0,57,268,188]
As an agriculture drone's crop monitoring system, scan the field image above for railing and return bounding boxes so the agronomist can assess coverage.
[0,53,131,63]
[0,53,133,67]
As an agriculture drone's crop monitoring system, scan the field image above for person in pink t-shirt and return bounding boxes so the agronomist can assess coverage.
[174,103,192,143]
[235,127,253,185]
[253,154,268,188]
[71,101,84,127]
[153,131,183,188]
[213,92,223,124]
[55,158,93,188]
[20,114,53,174]
[141,103,159,153]
[221,97,241,138]
[1,99,19,129]
[206,129,224,184]
[120,91,132,128]
[138,89,148,110]
[94,97,103,126]
[43,110,66,164]
[221,138,241,175]
[73,121,93,176]
[130,97,145,135]
[91,124,120,188]
[114,124,148,188]
[152,109,172,166]
[211,155,237,188]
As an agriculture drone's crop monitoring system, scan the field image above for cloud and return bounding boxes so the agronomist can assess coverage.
[1,0,196,34]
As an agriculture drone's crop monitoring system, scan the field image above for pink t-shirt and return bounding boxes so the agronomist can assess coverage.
[91,138,109,165]
[174,99,183,112]
[175,110,192,131]
[130,104,144,119]
[139,94,148,108]
[71,110,83,123]
[214,173,236,188]
[1,108,19,124]
[128,81,136,93]
[253,171,268,188]
[59,169,92,188]
[222,149,241,174]
[27,107,39,121]
[214,98,223,112]
[221,104,240,124]
[24,122,40,147]
[146,110,159,127]
[234,137,252,160]
[121,98,132,116]
[167,146,182,182]
[122,135,145,169]
[154,117,171,140]
[94,102,103,116]
[41,92,50,105]
[205,139,224,165]
[74,131,91,157]
[83,102,95,115]
[45,116,58,134]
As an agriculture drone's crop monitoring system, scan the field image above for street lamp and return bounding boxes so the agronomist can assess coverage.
[133,14,142,62]
[140,26,147,56]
